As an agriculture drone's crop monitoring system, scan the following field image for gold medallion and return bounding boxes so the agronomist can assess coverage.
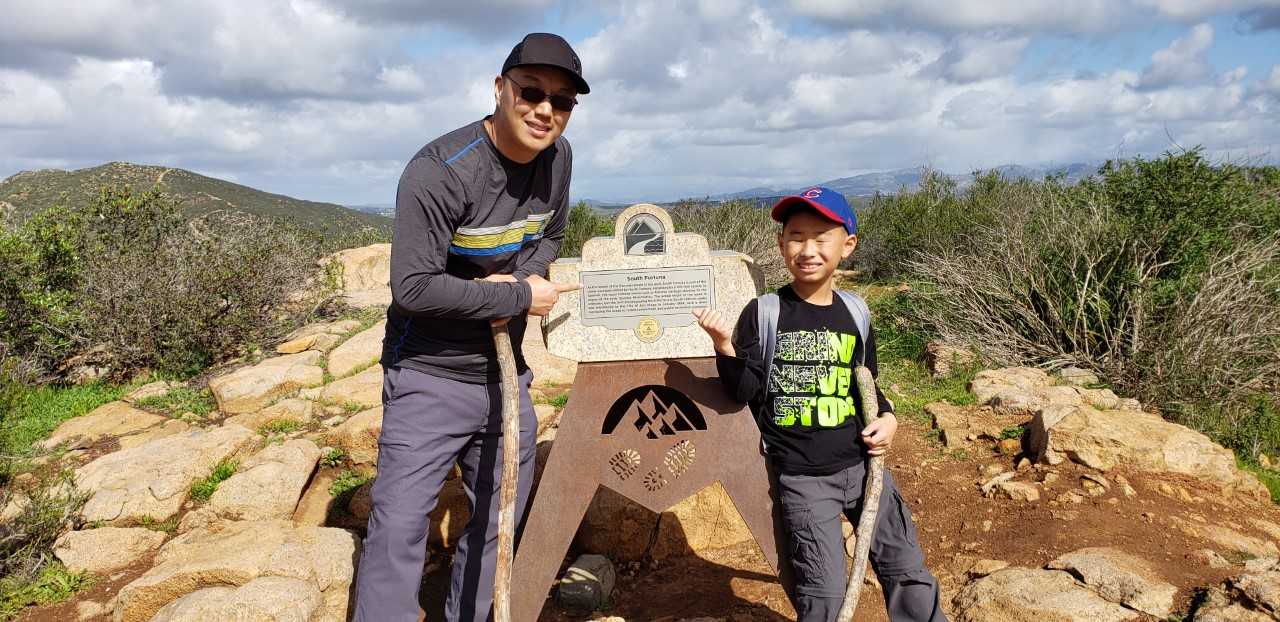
[634,317,662,343]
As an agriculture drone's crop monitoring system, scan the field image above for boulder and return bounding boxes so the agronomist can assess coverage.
[208,439,321,520]
[117,420,190,451]
[122,381,176,404]
[113,520,359,622]
[319,365,382,410]
[325,244,391,309]
[1056,367,1099,387]
[53,527,166,574]
[284,320,363,342]
[75,425,258,524]
[324,406,382,465]
[1047,547,1176,617]
[277,332,343,355]
[522,317,577,387]
[39,401,167,450]
[558,554,616,613]
[1193,586,1275,621]
[576,482,754,561]
[224,398,317,433]
[952,567,1139,622]
[209,352,325,415]
[327,320,385,379]
[148,576,323,622]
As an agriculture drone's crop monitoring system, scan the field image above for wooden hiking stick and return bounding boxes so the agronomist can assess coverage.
[491,322,521,622]
[837,365,886,622]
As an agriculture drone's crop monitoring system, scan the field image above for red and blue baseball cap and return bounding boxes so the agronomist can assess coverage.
[770,186,857,234]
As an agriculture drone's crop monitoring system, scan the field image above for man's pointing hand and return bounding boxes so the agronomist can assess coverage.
[525,274,580,316]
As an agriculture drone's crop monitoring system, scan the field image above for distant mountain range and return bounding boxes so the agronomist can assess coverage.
[576,162,1101,208]
[0,162,391,238]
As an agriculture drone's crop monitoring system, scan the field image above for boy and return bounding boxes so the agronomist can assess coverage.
[694,187,948,621]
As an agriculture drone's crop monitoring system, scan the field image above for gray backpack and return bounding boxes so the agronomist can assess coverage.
[756,290,871,391]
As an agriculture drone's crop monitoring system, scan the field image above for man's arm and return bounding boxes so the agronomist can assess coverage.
[513,144,572,279]
[390,157,532,320]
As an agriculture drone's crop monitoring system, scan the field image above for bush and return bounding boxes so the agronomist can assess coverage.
[0,185,325,380]
[559,201,613,258]
[670,199,790,289]
[900,150,1280,459]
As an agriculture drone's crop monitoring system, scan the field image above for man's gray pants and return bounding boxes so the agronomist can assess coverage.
[779,462,948,622]
[354,365,536,622]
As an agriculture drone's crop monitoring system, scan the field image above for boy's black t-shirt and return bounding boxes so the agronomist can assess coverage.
[715,285,893,476]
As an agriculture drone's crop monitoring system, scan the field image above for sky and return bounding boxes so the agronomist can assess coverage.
[1,0,1278,205]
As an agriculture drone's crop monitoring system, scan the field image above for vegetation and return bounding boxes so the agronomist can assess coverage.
[189,459,240,502]
[134,386,217,418]
[0,185,328,381]
[0,162,390,243]
[852,149,1280,465]
[320,448,347,469]
[329,469,372,499]
[0,564,91,621]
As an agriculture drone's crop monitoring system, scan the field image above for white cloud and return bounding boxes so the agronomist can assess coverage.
[927,34,1031,83]
[1139,23,1215,89]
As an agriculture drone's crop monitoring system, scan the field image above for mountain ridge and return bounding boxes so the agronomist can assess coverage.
[0,162,391,238]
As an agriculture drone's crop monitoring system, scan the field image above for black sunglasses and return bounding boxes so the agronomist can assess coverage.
[505,75,577,112]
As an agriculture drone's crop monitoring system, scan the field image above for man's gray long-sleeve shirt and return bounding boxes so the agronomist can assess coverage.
[381,118,571,384]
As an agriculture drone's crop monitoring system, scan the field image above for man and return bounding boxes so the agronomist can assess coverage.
[354,33,587,622]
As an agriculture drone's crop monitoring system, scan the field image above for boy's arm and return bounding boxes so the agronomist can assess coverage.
[710,300,767,406]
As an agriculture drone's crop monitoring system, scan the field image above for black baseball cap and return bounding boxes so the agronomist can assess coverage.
[502,33,590,94]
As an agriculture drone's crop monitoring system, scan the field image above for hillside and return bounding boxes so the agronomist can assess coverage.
[0,162,390,237]
[710,162,1097,200]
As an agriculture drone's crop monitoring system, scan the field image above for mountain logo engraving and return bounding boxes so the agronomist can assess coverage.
[602,385,706,439]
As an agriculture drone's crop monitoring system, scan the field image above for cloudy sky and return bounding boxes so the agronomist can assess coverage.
[1,0,1278,205]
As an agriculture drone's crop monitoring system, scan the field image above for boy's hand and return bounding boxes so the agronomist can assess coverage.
[861,412,897,456]
[693,308,735,356]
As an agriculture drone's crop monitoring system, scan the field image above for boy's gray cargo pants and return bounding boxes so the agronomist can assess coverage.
[779,462,949,622]
[353,364,536,622]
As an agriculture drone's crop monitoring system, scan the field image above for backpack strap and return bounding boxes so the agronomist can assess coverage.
[757,293,780,392]
[834,290,871,367]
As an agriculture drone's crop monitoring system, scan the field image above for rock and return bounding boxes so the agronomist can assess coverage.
[557,554,616,613]
[1249,518,1280,542]
[54,527,166,574]
[75,425,258,524]
[1244,557,1279,573]
[208,439,321,520]
[522,316,578,387]
[208,351,325,415]
[1046,547,1176,617]
[277,332,343,355]
[39,401,167,450]
[148,576,323,622]
[1056,367,1099,387]
[324,243,391,309]
[969,367,1055,408]
[113,520,359,622]
[285,320,364,342]
[1197,549,1232,569]
[324,406,382,465]
[980,472,1016,496]
[1261,454,1273,470]
[224,398,317,433]
[1114,475,1136,498]
[925,341,976,379]
[1193,586,1274,621]
[997,438,1021,455]
[118,419,191,451]
[326,320,386,379]
[1194,522,1280,559]
[968,559,1009,578]
[1233,570,1280,614]
[994,481,1040,502]
[123,381,176,404]
[75,600,107,620]
[318,364,382,410]
[927,402,1007,450]
[577,483,755,561]
[952,567,1139,622]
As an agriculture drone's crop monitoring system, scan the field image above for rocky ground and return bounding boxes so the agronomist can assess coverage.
[7,251,1280,621]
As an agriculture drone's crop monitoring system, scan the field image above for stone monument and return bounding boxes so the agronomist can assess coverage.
[510,204,785,621]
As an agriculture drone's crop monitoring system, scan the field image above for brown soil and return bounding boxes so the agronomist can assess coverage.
[17,414,1280,622]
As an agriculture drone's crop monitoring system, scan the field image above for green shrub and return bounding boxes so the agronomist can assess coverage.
[258,419,302,435]
[0,468,89,603]
[559,201,612,258]
[329,469,371,498]
[0,563,91,621]
[190,460,239,502]
[899,150,1280,460]
[320,448,346,468]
